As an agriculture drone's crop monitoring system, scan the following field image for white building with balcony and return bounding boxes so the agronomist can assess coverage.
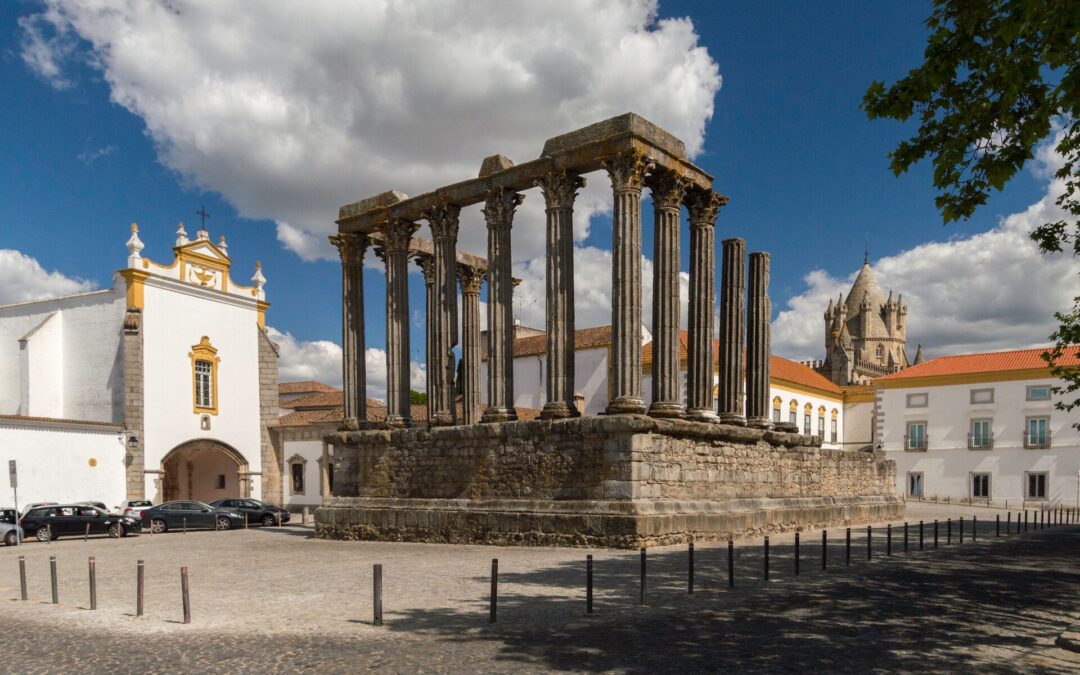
[875,346,1080,507]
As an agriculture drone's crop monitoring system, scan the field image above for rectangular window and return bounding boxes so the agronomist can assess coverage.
[789,410,797,424]
[291,463,304,494]
[969,388,994,404]
[972,473,990,499]
[818,414,825,435]
[1026,385,1051,401]
[216,474,225,490]
[195,360,213,409]
[803,413,811,435]
[906,422,927,450]
[906,393,928,408]
[969,419,993,449]
[908,472,923,498]
[830,419,838,444]
[1025,417,1050,448]
[773,407,781,423]
[1025,472,1048,500]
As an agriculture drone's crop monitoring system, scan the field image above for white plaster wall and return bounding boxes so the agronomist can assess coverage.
[770,384,844,448]
[0,289,125,421]
[141,279,263,500]
[488,348,610,414]
[0,423,126,509]
[881,377,1080,504]
[283,439,325,508]
[24,312,64,417]
[843,399,875,451]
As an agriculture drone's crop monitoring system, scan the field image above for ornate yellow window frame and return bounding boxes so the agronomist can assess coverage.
[189,336,220,415]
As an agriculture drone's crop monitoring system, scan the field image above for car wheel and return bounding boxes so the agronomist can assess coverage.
[108,523,123,538]
[3,531,16,546]
[216,516,232,531]
[262,514,276,527]
[151,518,167,534]
[36,526,52,542]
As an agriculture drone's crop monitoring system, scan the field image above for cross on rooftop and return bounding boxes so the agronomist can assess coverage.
[196,205,210,229]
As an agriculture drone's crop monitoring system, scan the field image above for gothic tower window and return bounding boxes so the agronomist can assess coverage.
[189,336,220,415]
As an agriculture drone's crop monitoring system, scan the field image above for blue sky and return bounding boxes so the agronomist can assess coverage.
[1,1,1071,391]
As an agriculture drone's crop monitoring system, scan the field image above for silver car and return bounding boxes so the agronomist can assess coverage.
[1,521,23,546]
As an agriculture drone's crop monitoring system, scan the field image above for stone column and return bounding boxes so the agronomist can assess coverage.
[685,190,724,422]
[746,252,772,428]
[379,219,417,428]
[482,187,523,423]
[424,203,462,426]
[604,150,653,415]
[718,237,747,425]
[320,441,331,498]
[458,264,484,425]
[330,233,370,429]
[534,169,585,419]
[645,169,686,418]
[415,253,436,422]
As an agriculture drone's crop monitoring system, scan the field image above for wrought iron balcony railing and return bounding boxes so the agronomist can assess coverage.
[967,432,994,449]
[1023,430,1051,449]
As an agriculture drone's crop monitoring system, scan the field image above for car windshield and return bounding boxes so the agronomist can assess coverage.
[246,500,265,507]
[193,501,214,510]
[130,501,152,507]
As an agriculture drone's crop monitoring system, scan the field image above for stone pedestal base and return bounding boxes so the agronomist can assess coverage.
[317,415,902,549]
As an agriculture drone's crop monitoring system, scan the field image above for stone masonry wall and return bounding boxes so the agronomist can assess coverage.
[257,326,281,505]
[122,309,144,500]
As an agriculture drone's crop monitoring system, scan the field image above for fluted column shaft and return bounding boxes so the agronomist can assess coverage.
[535,169,585,419]
[646,170,686,418]
[381,219,417,428]
[718,237,747,424]
[330,233,370,430]
[685,191,723,421]
[482,188,523,422]
[459,265,484,425]
[425,204,461,426]
[604,151,653,415]
[746,252,772,428]
[416,254,436,421]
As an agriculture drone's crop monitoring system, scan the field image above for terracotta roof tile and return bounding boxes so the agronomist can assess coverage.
[510,326,613,358]
[875,345,1078,381]
[279,380,338,395]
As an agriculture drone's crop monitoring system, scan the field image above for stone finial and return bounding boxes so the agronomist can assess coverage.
[478,154,514,177]
[251,260,266,300]
[218,234,229,255]
[126,223,144,269]
[196,225,209,241]
[175,221,189,246]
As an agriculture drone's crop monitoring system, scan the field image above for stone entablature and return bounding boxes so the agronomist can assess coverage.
[317,416,901,548]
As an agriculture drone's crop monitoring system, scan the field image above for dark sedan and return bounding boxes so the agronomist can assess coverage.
[20,504,141,542]
[140,500,244,533]
[209,499,290,527]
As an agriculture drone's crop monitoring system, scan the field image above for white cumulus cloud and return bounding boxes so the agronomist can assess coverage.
[0,249,97,305]
[20,0,721,262]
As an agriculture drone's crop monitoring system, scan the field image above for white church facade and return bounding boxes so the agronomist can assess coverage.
[0,223,280,510]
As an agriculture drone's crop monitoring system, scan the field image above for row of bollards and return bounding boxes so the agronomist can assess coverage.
[17,555,191,623]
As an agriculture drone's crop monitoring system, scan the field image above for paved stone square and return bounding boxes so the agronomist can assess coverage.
[0,503,1077,673]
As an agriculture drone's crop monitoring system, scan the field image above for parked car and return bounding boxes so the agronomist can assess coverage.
[118,500,154,517]
[209,499,290,527]
[20,502,56,516]
[76,501,109,512]
[140,501,245,533]
[1,521,23,546]
[20,504,141,542]
[1,508,17,524]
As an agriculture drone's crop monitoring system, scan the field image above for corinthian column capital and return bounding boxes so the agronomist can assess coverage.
[483,187,525,226]
[534,169,586,209]
[685,189,727,228]
[604,150,655,192]
[645,170,689,210]
[422,202,461,240]
[329,232,370,265]
[383,218,418,252]
[457,264,485,295]
[414,252,436,286]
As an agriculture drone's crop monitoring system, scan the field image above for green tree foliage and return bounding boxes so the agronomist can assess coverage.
[409,389,427,405]
[862,0,1080,423]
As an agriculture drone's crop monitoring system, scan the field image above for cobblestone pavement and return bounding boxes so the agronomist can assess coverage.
[0,504,1077,673]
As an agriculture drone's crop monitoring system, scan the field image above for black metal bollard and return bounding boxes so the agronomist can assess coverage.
[972,516,977,541]
[822,530,828,570]
[904,522,909,553]
[934,520,939,548]
[919,521,924,550]
[947,518,952,544]
[727,540,734,588]
[50,556,58,605]
[639,548,646,605]
[764,536,770,581]
[181,566,191,624]
[137,560,145,617]
[490,559,499,623]
[794,532,800,576]
[867,526,872,561]
[89,556,97,610]
[373,564,384,627]
[183,517,187,535]
[586,555,594,614]
[845,528,851,566]
[997,514,1001,537]
[19,556,27,601]
[959,516,964,543]
[887,524,892,556]
[1024,510,1028,532]
[688,542,695,595]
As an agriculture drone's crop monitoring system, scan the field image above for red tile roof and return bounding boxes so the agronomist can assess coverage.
[875,345,1078,381]
[279,380,339,395]
[510,325,613,358]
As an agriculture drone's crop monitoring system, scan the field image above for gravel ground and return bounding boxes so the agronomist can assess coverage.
[0,503,1077,673]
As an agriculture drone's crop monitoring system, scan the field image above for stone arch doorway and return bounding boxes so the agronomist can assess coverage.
[160,440,249,503]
